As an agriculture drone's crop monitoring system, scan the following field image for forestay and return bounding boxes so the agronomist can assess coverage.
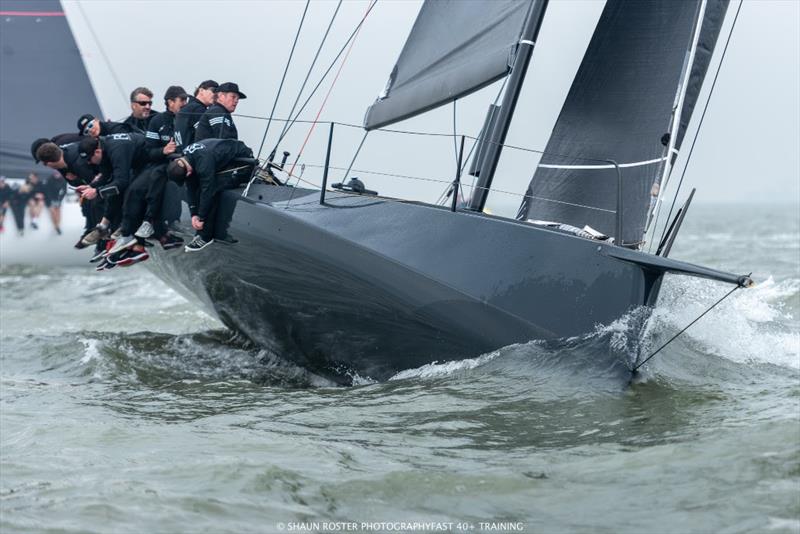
[517,0,729,246]
[363,0,529,131]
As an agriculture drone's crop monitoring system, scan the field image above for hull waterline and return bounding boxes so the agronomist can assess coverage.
[147,183,664,381]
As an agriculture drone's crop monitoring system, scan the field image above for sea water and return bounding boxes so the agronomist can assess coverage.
[1,204,798,533]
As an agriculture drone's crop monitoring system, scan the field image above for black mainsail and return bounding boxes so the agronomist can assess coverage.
[363,0,530,131]
[0,0,102,178]
[517,0,729,246]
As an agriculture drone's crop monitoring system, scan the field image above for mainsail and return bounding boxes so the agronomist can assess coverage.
[517,0,729,245]
[0,0,102,178]
[363,0,529,131]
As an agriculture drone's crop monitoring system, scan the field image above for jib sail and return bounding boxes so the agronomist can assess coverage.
[517,0,729,246]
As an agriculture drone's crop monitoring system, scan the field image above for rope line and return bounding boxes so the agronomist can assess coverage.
[274,0,343,147]
[256,0,310,160]
[286,0,373,179]
[273,0,378,149]
[632,282,743,372]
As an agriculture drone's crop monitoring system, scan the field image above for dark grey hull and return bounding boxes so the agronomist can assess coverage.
[148,183,664,381]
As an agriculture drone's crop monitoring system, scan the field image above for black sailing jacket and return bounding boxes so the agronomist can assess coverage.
[195,103,238,142]
[182,139,253,219]
[93,133,150,192]
[174,96,206,149]
[60,142,95,186]
[145,109,176,161]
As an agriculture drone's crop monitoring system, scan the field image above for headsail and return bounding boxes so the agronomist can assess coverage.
[363,0,529,131]
[517,0,729,246]
[0,0,102,178]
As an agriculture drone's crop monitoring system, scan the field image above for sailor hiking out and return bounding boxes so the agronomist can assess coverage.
[166,138,253,251]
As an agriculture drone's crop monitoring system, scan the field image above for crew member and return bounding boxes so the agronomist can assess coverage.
[129,85,187,240]
[166,139,253,251]
[122,87,159,132]
[77,114,135,138]
[35,141,103,246]
[195,82,245,141]
[174,80,218,149]
[77,132,150,245]
[108,86,188,254]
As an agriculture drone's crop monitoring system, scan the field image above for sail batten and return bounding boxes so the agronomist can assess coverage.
[518,0,729,245]
[363,0,529,131]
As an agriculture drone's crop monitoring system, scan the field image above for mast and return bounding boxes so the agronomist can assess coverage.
[468,0,549,212]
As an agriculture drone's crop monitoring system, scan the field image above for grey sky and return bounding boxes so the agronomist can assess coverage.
[63,0,799,214]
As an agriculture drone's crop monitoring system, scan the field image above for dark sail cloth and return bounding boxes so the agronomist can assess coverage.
[183,139,252,240]
[174,96,207,149]
[194,103,238,141]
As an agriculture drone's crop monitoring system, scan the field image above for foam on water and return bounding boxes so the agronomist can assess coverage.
[645,275,800,370]
[389,351,502,381]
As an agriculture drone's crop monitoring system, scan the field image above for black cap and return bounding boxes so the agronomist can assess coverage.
[216,82,247,99]
[197,79,219,91]
[77,113,95,134]
[78,136,99,159]
[164,85,188,101]
[31,137,50,162]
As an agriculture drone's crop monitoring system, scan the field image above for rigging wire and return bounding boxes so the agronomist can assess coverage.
[286,0,375,180]
[653,0,744,251]
[256,0,311,161]
[273,0,344,153]
[273,0,378,150]
[74,1,128,108]
[631,281,744,372]
[340,131,370,183]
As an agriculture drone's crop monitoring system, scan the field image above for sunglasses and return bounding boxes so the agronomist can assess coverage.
[82,120,96,136]
[134,100,153,106]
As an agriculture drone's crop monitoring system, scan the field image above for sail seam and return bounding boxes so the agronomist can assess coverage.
[538,157,666,170]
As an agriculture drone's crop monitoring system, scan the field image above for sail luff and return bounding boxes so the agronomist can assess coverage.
[646,0,708,238]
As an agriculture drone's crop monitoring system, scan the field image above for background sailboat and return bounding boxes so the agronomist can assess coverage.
[0,0,101,264]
